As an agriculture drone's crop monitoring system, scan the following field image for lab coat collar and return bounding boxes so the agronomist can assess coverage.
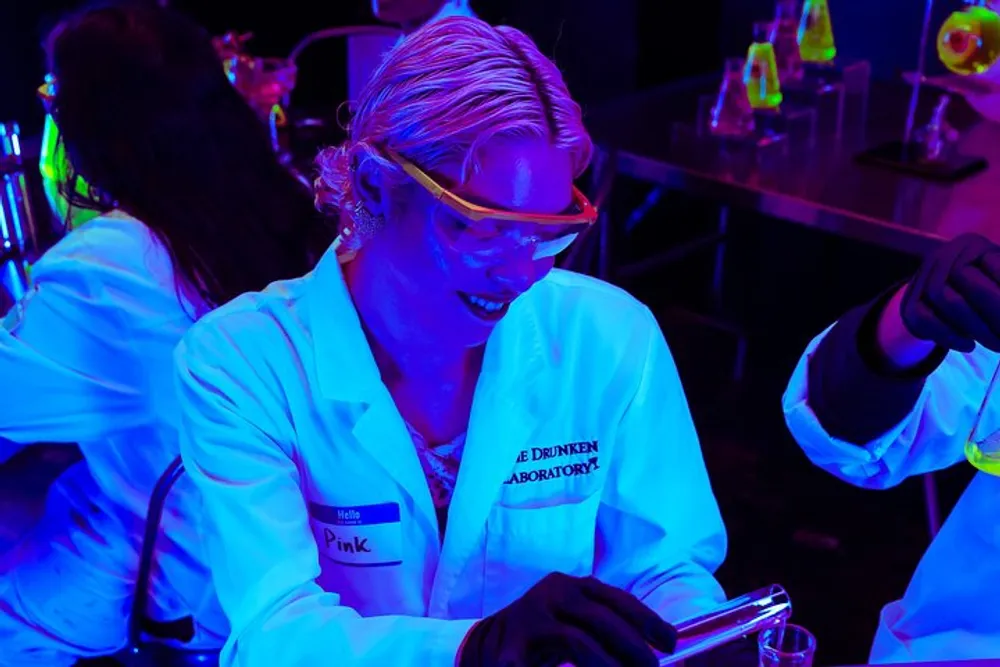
[307,249,441,535]
[307,247,559,571]
[307,247,560,585]
[306,245,559,404]
[428,287,559,609]
[307,246,384,402]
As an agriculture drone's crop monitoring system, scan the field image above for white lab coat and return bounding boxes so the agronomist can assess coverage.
[0,211,226,663]
[784,327,1000,663]
[175,243,728,667]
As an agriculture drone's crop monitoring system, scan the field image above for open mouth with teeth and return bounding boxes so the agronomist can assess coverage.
[457,291,511,322]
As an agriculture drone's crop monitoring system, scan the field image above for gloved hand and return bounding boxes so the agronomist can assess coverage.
[457,572,677,667]
[898,233,1000,353]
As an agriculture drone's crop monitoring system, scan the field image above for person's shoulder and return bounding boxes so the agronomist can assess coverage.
[177,272,313,368]
[36,212,163,276]
[31,211,180,304]
[528,269,657,335]
[518,269,663,372]
[27,212,188,317]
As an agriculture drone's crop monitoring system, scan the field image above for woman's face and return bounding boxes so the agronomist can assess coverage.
[359,137,575,349]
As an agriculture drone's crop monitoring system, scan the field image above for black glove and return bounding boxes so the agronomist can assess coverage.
[458,572,677,667]
[901,233,1000,353]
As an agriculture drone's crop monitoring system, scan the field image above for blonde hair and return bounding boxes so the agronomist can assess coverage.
[314,16,593,219]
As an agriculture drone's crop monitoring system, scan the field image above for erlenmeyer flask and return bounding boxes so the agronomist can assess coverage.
[966,361,1000,476]
[798,0,836,64]
[745,27,783,110]
[772,1,804,82]
[710,58,756,137]
[938,3,1000,76]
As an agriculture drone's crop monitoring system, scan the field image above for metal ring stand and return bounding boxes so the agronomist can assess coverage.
[111,456,220,667]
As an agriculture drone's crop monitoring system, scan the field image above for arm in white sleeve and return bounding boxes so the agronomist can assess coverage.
[0,244,148,450]
[784,310,998,489]
[594,309,727,624]
[174,316,474,667]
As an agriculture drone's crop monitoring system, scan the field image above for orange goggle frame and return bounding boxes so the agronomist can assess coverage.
[385,148,598,227]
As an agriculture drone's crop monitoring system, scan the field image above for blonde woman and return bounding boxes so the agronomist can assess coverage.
[176,16,729,667]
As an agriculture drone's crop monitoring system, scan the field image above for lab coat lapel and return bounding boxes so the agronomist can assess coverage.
[307,248,437,535]
[351,393,437,534]
[448,387,534,548]
[434,298,554,598]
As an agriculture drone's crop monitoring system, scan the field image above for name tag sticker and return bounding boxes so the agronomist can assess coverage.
[308,502,403,567]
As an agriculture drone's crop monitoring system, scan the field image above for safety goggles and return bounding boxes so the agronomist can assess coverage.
[36,77,60,186]
[36,75,111,229]
[385,148,597,260]
[37,76,56,115]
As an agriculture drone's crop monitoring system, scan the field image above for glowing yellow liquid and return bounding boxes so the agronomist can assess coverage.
[965,439,1000,475]
[744,42,783,109]
[798,0,836,63]
[938,7,1000,76]
[39,115,102,231]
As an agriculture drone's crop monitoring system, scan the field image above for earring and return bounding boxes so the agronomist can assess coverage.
[334,201,385,263]
[350,200,385,242]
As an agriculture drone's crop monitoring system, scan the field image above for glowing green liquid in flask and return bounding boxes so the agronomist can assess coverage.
[938,5,1000,76]
[798,0,836,63]
[744,42,783,110]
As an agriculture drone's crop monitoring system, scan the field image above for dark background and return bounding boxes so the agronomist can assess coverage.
[1,0,949,134]
[9,0,697,134]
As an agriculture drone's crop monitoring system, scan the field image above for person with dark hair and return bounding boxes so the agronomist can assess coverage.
[0,2,332,664]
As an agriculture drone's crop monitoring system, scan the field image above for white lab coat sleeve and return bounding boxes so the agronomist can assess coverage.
[594,309,727,625]
[783,324,998,489]
[0,245,148,450]
[174,320,475,667]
